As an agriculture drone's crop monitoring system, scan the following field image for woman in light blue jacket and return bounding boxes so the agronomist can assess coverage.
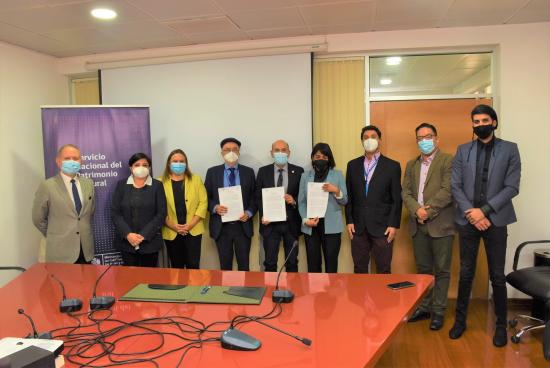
[298,143,347,273]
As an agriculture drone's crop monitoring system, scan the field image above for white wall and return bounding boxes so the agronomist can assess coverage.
[325,22,550,297]
[0,42,69,286]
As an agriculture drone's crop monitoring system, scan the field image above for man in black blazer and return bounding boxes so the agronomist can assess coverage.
[204,137,257,271]
[345,125,402,274]
[256,140,304,272]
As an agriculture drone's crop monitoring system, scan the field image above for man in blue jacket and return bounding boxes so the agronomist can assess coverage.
[449,105,521,347]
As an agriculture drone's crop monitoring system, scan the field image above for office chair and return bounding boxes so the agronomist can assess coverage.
[0,266,26,272]
[506,240,550,361]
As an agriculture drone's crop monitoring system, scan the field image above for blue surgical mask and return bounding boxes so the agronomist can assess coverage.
[170,162,186,175]
[418,139,435,155]
[273,152,288,166]
[61,160,81,175]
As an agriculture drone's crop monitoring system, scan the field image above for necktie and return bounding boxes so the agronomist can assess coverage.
[276,169,283,187]
[228,168,236,186]
[71,179,82,215]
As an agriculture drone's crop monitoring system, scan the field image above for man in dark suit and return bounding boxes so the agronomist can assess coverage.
[449,104,521,347]
[345,125,402,274]
[256,140,304,272]
[204,137,257,271]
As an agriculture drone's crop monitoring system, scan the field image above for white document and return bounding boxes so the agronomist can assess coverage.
[307,182,329,218]
[262,186,286,222]
[218,185,244,222]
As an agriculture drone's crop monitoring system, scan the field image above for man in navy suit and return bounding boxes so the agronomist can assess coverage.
[345,125,402,274]
[204,138,257,271]
[449,104,521,347]
[256,140,304,272]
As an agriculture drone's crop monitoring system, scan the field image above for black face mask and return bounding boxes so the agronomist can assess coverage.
[473,124,495,139]
[312,159,329,172]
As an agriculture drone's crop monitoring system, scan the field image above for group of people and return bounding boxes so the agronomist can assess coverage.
[32,104,521,348]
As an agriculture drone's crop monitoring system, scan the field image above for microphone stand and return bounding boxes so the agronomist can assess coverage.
[272,241,298,303]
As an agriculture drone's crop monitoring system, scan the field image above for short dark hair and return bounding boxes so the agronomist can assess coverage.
[361,125,382,140]
[415,123,438,135]
[128,152,152,167]
[220,137,241,148]
[471,104,498,124]
[311,142,336,169]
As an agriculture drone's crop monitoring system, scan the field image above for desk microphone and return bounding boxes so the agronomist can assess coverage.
[221,316,312,351]
[50,273,83,313]
[90,265,116,310]
[272,240,298,303]
[18,309,52,339]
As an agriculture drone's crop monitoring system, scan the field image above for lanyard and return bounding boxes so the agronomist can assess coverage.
[364,156,379,195]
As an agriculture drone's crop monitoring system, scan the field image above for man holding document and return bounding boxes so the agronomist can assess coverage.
[205,138,257,271]
[256,140,304,272]
[298,143,347,273]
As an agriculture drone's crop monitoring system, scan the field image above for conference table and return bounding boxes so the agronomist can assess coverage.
[0,263,432,367]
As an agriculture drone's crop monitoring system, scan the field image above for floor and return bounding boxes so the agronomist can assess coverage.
[376,299,548,367]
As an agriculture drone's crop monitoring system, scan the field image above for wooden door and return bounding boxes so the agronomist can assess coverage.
[370,98,492,298]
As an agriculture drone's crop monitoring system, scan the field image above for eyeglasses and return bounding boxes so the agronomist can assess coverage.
[416,134,435,141]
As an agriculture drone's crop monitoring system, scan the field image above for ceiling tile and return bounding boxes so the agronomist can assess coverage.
[42,27,116,46]
[0,1,46,11]
[372,19,439,32]
[186,30,249,43]
[126,0,222,21]
[0,0,152,33]
[310,22,371,35]
[213,0,296,12]
[127,37,195,50]
[101,21,182,42]
[229,7,304,30]
[507,0,550,23]
[247,26,311,39]
[0,21,66,54]
[443,0,526,22]
[165,16,238,34]
[294,0,364,4]
[375,0,454,22]
[300,1,374,26]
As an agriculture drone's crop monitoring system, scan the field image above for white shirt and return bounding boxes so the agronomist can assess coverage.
[126,175,153,186]
[60,172,83,206]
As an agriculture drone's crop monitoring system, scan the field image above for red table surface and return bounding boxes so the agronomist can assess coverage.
[0,263,432,367]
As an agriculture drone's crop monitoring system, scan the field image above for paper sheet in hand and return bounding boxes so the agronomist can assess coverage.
[307,182,328,218]
[219,185,244,222]
[262,186,286,222]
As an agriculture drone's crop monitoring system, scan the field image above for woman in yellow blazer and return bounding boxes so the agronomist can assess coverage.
[160,149,207,269]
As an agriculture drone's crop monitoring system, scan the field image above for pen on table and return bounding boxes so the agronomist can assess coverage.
[200,286,211,294]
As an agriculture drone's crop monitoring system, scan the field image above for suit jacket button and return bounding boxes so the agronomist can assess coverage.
[76,232,79,235]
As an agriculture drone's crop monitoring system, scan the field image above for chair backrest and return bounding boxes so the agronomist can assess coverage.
[513,240,550,271]
[0,266,26,272]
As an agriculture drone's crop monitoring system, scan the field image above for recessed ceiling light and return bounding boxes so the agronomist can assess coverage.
[380,78,392,85]
[91,8,117,20]
[386,56,402,66]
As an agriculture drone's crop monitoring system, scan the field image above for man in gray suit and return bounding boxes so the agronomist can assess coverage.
[449,105,521,347]
[32,144,96,263]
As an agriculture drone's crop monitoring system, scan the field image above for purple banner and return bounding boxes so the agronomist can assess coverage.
[41,106,151,264]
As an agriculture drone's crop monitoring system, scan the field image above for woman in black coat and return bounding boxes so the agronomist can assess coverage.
[111,153,167,267]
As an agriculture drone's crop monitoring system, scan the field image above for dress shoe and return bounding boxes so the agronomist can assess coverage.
[493,326,507,347]
[408,309,431,323]
[430,314,444,331]
[449,322,466,339]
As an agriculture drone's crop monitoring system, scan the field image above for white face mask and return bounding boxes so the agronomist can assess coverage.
[223,151,239,164]
[363,138,379,153]
[132,166,149,179]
